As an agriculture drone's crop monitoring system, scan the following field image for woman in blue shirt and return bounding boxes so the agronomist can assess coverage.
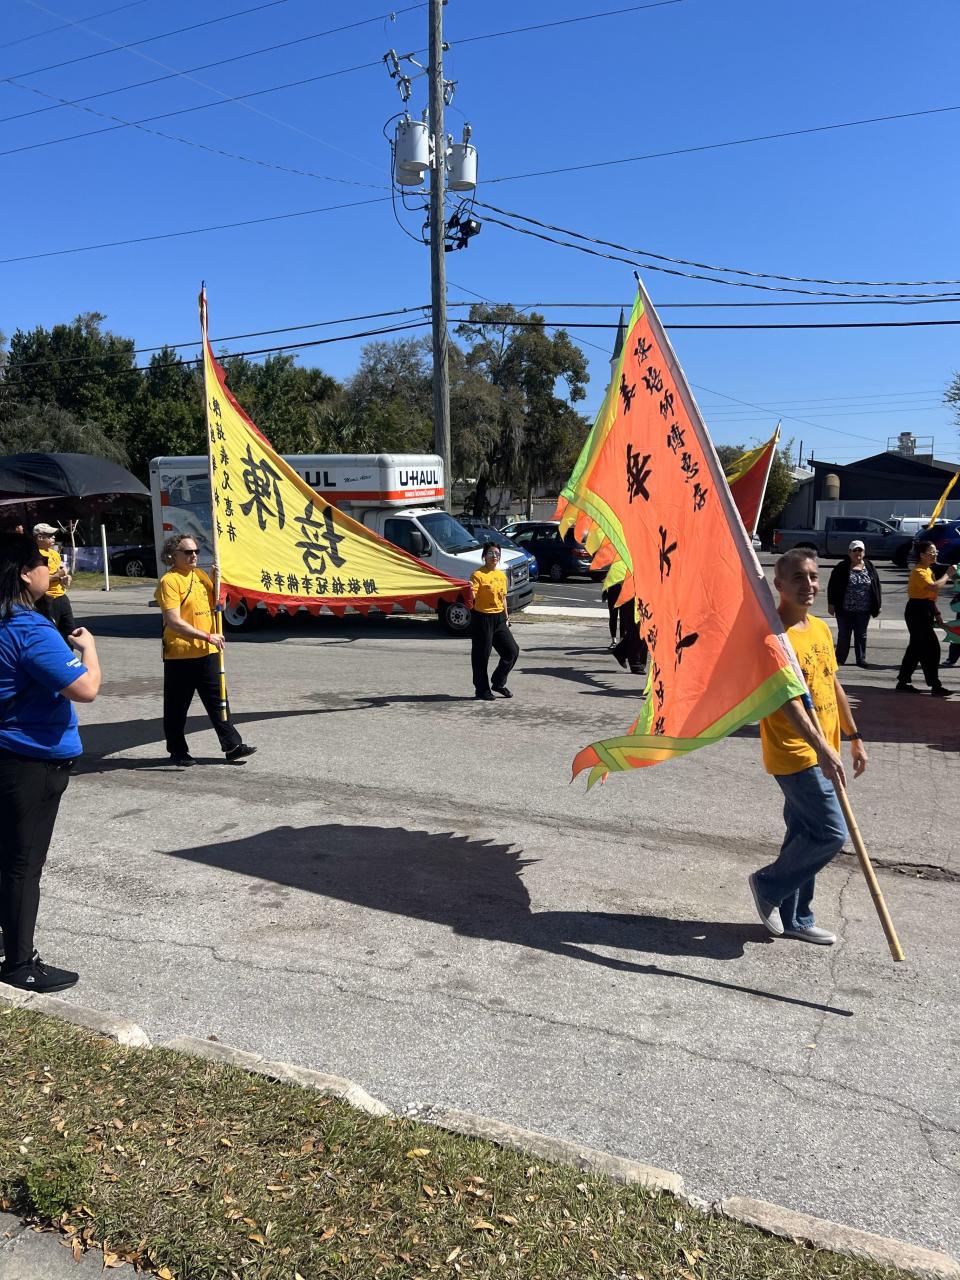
[0,534,101,993]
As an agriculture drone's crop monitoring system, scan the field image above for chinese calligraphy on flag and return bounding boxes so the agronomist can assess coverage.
[199,290,468,617]
[555,279,805,785]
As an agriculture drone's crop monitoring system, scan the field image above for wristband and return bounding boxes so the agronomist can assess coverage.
[847,732,862,740]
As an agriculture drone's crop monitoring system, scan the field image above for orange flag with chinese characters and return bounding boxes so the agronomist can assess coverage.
[555,279,805,786]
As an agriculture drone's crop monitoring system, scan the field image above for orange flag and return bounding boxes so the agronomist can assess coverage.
[724,424,780,537]
[556,278,805,786]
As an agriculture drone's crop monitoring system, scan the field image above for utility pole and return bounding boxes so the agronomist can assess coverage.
[428,0,451,510]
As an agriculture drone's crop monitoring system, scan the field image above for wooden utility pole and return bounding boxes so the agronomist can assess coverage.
[428,0,451,510]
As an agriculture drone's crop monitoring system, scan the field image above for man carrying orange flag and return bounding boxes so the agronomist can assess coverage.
[749,548,868,946]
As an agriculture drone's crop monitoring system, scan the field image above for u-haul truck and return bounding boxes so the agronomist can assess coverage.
[149,452,533,634]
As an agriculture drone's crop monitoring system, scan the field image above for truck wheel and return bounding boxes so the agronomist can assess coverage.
[891,546,911,569]
[222,598,260,631]
[439,599,472,636]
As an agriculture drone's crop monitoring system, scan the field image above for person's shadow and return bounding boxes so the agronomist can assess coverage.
[165,823,851,1017]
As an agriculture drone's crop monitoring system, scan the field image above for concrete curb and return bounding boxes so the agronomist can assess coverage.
[425,1106,683,1195]
[0,989,150,1048]
[2,997,958,1278]
[160,1034,391,1116]
[720,1196,960,1280]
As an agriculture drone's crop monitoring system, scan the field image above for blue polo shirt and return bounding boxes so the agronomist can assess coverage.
[0,607,86,759]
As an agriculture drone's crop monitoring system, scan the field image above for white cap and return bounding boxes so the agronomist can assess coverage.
[33,522,58,535]
[848,539,865,551]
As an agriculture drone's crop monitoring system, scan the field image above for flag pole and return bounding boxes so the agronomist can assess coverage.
[833,780,905,962]
[751,422,781,539]
[198,283,229,724]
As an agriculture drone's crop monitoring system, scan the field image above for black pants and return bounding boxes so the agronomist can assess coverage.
[470,611,519,695]
[612,606,649,673]
[0,753,72,968]
[162,655,242,757]
[45,594,75,640]
[835,609,871,665]
[897,600,943,689]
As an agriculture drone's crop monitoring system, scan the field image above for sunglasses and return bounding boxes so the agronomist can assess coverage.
[177,547,199,556]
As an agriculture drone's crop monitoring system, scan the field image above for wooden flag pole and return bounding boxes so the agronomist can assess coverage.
[198,282,229,724]
[833,779,904,962]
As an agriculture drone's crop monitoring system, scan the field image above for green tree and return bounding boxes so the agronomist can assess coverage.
[946,370,960,429]
[453,305,590,516]
[716,439,796,535]
[0,402,129,464]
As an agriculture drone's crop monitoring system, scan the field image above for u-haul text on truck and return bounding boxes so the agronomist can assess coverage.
[149,453,533,634]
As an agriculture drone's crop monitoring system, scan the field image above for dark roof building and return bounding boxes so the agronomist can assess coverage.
[779,452,959,528]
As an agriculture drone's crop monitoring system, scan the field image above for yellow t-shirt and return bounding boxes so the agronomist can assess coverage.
[469,567,507,614]
[39,546,66,598]
[908,566,938,601]
[155,568,218,660]
[761,615,840,776]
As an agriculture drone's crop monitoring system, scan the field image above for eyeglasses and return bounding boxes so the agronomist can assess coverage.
[177,547,199,556]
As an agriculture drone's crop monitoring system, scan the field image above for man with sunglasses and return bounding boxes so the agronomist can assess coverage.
[155,535,255,767]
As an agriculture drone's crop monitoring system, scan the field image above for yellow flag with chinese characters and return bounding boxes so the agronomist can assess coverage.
[200,291,469,616]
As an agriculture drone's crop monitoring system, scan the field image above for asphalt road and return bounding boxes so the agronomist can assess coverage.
[28,586,960,1259]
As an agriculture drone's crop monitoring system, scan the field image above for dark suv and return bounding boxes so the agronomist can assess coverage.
[500,520,593,581]
[910,519,960,566]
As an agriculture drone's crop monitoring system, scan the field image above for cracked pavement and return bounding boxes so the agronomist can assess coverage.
[29,587,960,1258]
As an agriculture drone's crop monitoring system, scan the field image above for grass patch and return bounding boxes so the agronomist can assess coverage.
[72,572,155,590]
[0,1006,910,1280]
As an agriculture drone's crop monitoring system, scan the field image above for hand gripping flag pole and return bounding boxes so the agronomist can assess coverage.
[198,283,229,724]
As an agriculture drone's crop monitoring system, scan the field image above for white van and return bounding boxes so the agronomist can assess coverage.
[149,453,533,634]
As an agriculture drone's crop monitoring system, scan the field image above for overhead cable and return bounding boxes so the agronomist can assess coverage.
[0,0,151,51]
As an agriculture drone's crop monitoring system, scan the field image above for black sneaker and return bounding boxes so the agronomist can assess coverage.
[932,686,953,698]
[0,952,78,993]
[474,692,496,701]
[895,683,920,694]
[169,753,195,766]
[225,743,256,761]
[492,685,513,698]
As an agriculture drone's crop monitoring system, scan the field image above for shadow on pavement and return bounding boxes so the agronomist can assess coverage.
[166,823,851,1017]
[520,665,645,697]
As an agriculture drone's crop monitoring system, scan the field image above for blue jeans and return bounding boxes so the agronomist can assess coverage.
[756,766,848,930]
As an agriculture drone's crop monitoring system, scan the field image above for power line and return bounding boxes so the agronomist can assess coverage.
[478,210,960,301]
[472,200,960,290]
[0,5,425,126]
[0,0,151,51]
[450,0,685,47]
[1,0,292,82]
[0,196,391,265]
[485,103,960,186]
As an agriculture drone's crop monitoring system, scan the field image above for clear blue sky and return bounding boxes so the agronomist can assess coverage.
[1,0,958,467]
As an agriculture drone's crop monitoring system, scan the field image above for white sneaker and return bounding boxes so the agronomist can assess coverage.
[748,872,783,936]
[782,925,837,945]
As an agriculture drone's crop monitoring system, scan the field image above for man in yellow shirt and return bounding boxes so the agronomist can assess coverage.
[155,535,255,767]
[469,542,518,701]
[749,549,867,946]
[34,522,74,639]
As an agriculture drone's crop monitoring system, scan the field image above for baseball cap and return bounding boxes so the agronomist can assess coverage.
[33,522,58,535]
[848,539,865,551]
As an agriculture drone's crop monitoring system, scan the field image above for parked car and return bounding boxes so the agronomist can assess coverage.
[457,517,539,580]
[909,518,960,566]
[109,544,157,577]
[500,519,593,581]
[772,516,913,565]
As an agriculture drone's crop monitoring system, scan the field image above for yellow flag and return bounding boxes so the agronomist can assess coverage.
[927,468,960,528]
[199,290,469,616]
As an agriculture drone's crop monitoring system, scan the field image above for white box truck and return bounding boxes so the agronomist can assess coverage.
[149,452,533,634]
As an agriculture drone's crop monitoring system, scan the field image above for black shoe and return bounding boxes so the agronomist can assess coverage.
[943,659,958,668]
[492,685,513,698]
[0,952,78,993]
[629,664,647,676]
[612,653,629,670]
[856,661,870,668]
[170,753,195,766]
[225,743,256,761]
[895,683,920,693]
[474,692,496,701]
[932,686,953,698]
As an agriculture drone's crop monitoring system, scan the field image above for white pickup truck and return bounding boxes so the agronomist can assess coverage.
[149,452,533,634]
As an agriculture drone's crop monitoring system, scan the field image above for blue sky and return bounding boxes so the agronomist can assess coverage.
[1,0,959,467]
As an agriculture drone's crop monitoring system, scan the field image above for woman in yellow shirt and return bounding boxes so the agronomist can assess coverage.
[469,543,518,701]
[896,540,956,696]
[155,535,255,765]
